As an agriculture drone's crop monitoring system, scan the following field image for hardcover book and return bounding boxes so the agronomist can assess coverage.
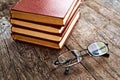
[12,11,80,49]
[11,0,80,25]
[11,1,81,35]
[12,9,80,42]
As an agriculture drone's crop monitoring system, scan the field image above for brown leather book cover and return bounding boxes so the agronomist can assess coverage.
[11,0,80,25]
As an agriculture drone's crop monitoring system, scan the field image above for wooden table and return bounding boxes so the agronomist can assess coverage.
[0,0,120,80]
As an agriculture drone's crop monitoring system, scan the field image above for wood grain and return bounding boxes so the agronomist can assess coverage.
[0,0,120,80]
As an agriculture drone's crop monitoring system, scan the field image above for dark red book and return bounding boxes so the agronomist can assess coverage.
[11,0,81,35]
[12,11,80,49]
[11,0,80,25]
[11,7,80,42]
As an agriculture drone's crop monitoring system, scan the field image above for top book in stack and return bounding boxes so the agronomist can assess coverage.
[11,0,79,25]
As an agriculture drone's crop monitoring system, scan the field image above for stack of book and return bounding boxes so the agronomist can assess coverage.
[10,0,81,49]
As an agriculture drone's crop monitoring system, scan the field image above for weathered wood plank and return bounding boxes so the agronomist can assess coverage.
[0,0,120,80]
[70,3,120,79]
[0,50,5,80]
[2,35,59,80]
[0,39,19,80]
[95,0,120,13]
[67,22,116,80]
[85,0,120,27]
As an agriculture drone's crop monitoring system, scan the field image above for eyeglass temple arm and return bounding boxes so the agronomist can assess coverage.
[105,43,108,46]
[102,53,110,58]
[103,43,110,58]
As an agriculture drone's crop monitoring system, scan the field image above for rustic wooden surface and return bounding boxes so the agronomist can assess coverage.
[0,0,120,80]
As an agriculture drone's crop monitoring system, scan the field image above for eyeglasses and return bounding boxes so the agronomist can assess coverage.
[0,17,11,34]
[54,42,109,75]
